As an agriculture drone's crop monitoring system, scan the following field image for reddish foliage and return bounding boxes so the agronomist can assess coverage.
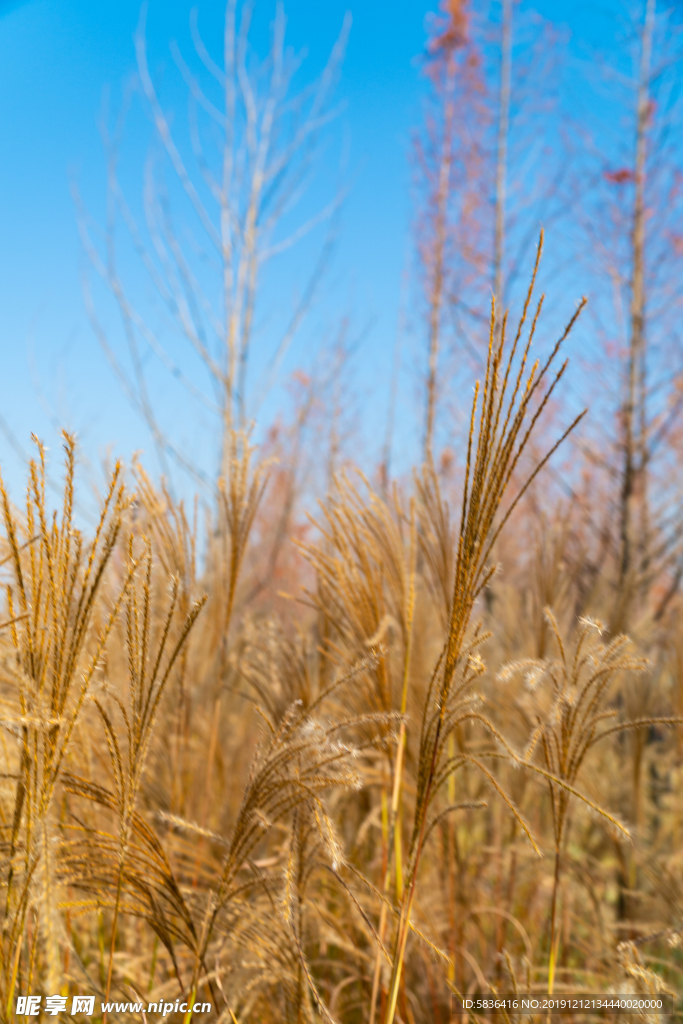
[428,0,469,56]
[604,167,634,184]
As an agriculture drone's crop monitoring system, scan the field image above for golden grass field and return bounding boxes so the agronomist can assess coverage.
[0,245,682,1024]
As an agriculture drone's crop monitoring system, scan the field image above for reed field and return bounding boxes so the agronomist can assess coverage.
[1,250,682,1023]
[2,0,683,1020]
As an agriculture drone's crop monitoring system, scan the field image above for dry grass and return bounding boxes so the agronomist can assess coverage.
[1,254,683,1024]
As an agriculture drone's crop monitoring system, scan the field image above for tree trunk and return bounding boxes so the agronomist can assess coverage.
[424,61,456,464]
[617,0,655,625]
[493,0,512,334]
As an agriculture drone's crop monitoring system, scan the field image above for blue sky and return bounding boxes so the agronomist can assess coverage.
[0,0,673,505]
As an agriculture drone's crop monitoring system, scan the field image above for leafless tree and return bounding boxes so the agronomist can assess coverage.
[415,0,566,465]
[577,0,683,627]
[76,0,349,490]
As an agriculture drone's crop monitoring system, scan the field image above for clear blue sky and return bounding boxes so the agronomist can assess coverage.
[0,0,669,503]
